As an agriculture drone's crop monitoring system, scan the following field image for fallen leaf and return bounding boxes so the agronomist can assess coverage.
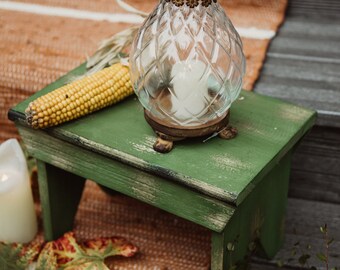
[64,261,110,270]
[0,241,40,270]
[51,232,87,266]
[82,237,138,258]
[35,242,58,270]
[51,232,138,269]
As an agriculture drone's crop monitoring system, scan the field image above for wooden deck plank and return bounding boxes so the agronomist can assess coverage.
[289,126,340,204]
[268,32,340,59]
[253,0,340,269]
[254,18,340,127]
[254,0,340,127]
[287,0,340,19]
[251,198,340,269]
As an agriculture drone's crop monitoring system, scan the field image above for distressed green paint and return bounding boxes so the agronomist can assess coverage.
[211,152,292,268]
[18,125,235,233]
[37,160,86,240]
[10,64,317,206]
[9,64,317,269]
[211,231,228,270]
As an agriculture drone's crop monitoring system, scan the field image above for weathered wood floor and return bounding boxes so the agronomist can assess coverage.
[252,0,340,269]
[251,199,340,269]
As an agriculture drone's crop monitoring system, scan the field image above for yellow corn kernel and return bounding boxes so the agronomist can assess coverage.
[25,63,134,129]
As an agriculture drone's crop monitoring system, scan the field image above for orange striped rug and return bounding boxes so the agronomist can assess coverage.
[0,0,287,142]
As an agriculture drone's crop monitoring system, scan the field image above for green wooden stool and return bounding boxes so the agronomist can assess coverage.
[9,64,316,269]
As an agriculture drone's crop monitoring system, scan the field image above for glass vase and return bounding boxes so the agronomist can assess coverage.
[130,0,246,127]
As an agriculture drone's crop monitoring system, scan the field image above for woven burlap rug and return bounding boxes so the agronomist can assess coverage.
[31,180,211,269]
[1,1,287,268]
[74,181,211,269]
[0,0,287,142]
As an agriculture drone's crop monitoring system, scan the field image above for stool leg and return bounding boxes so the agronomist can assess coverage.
[210,152,292,269]
[37,160,86,241]
[256,152,291,259]
[211,222,245,269]
[211,231,228,270]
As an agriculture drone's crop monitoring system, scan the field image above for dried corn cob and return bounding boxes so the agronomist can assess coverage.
[25,63,133,129]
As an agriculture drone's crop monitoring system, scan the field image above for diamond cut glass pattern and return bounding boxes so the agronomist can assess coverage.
[130,0,246,127]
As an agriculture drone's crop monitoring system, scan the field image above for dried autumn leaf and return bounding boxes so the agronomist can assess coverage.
[51,232,87,266]
[0,241,40,270]
[35,242,58,270]
[64,261,110,270]
[48,232,138,269]
[81,237,138,258]
[18,242,41,266]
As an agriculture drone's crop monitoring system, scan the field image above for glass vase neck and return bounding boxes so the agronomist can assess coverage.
[161,0,217,8]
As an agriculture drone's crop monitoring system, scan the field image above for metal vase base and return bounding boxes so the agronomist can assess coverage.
[144,110,238,153]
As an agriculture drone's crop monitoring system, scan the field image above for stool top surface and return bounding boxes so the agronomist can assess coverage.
[9,64,316,206]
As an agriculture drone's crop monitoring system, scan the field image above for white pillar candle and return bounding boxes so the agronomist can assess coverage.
[171,60,210,123]
[0,139,37,243]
